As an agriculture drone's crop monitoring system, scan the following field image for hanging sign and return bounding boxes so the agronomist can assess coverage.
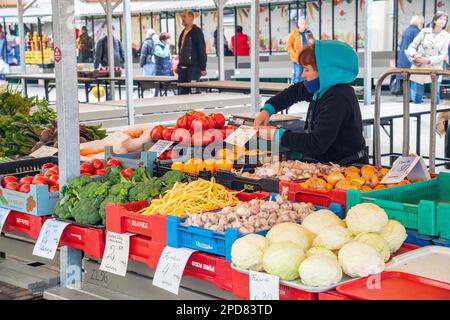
[225,125,257,147]
[0,208,11,233]
[32,219,71,260]
[149,140,174,157]
[54,47,62,63]
[99,231,132,277]
[249,271,280,300]
[29,146,58,158]
[381,156,431,184]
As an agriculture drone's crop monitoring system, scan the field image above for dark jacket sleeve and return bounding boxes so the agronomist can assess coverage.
[140,40,148,67]
[118,40,125,66]
[280,93,349,156]
[265,82,313,113]
[195,28,207,71]
[94,38,104,69]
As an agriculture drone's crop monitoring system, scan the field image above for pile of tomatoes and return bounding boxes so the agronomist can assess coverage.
[79,158,122,176]
[150,112,236,146]
[1,162,60,193]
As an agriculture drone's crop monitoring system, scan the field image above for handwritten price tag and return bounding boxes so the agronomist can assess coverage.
[381,156,430,184]
[32,219,71,260]
[152,247,196,295]
[249,271,280,300]
[149,140,174,157]
[0,208,11,233]
[225,125,257,147]
[29,146,58,158]
[99,231,132,277]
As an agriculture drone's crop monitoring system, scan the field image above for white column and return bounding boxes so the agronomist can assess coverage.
[16,0,26,91]
[364,0,372,106]
[106,0,115,99]
[250,0,260,115]
[123,0,134,125]
[51,0,82,287]
[216,0,225,81]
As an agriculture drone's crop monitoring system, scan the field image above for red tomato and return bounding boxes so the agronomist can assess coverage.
[80,163,94,174]
[172,128,191,144]
[82,172,93,176]
[19,176,34,186]
[187,111,206,119]
[42,162,55,169]
[2,176,18,187]
[150,125,165,141]
[49,185,59,193]
[95,169,106,176]
[206,116,216,130]
[166,150,179,160]
[5,182,20,191]
[92,159,104,170]
[121,168,134,178]
[48,175,59,186]
[162,127,174,141]
[192,131,212,146]
[211,113,226,129]
[176,115,192,130]
[190,117,210,132]
[106,159,121,167]
[44,167,59,177]
[19,184,30,193]
[206,129,223,144]
[158,152,168,160]
[32,176,49,185]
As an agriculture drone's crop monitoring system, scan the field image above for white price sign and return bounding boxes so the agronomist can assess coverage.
[381,156,430,184]
[29,146,58,158]
[152,247,196,295]
[0,208,11,233]
[32,219,71,260]
[99,231,132,277]
[149,140,174,157]
[249,271,280,300]
[225,125,257,147]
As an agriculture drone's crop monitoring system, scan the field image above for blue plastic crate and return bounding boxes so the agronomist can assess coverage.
[166,194,345,261]
[104,146,157,172]
[405,229,435,247]
[432,237,450,247]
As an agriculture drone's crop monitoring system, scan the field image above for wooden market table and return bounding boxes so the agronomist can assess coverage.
[177,80,289,95]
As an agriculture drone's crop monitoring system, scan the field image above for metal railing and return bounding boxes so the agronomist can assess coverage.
[374,68,450,173]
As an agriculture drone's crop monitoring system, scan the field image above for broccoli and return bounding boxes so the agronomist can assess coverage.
[70,175,92,189]
[159,170,189,192]
[53,199,73,220]
[79,181,101,199]
[103,167,125,185]
[71,197,103,225]
[128,180,163,202]
[130,167,151,183]
[99,194,128,224]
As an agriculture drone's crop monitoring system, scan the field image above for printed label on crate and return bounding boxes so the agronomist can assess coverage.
[29,146,58,158]
[153,246,196,295]
[150,140,174,157]
[381,156,431,184]
[225,125,257,147]
[32,219,71,260]
[0,208,11,232]
[99,231,132,277]
[249,271,280,300]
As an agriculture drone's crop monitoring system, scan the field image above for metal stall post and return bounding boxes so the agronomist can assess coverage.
[51,0,82,287]
[106,0,115,100]
[234,7,238,68]
[250,0,260,115]
[16,0,26,93]
[215,0,227,81]
[429,73,438,173]
[402,72,410,156]
[364,0,372,106]
[123,0,134,125]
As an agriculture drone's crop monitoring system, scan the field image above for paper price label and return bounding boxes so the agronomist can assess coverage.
[249,271,280,300]
[0,208,11,233]
[225,125,257,147]
[381,156,430,184]
[149,140,174,157]
[29,146,58,158]
[152,247,196,295]
[32,219,71,260]
[99,232,132,277]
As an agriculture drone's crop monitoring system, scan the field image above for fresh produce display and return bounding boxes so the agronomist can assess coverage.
[233,161,342,181]
[1,162,59,193]
[170,158,234,175]
[139,178,240,217]
[231,203,407,287]
[184,194,316,234]
[54,167,189,225]
[32,120,107,152]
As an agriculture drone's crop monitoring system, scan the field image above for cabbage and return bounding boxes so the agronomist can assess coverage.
[346,203,388,233]
[299,255,343,287]
[301,209,344,235]
[338,242,385,277]
[262,242,305,280]
[231,234,270,271]
[354,232,391,262]
[379,220,407,253]
[306,247,338,261]
[312,225,352,250]
[266,222,314,251]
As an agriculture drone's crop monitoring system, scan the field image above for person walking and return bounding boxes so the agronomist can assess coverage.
[286,18,314,84]
[153,32,173,96]
[214,29,232,56]
[406,12,450,104]
[77,26,93,63]
[140,29,157,76]
[231,25,250,56]
[177,10,207,95]
[391,15,424,95]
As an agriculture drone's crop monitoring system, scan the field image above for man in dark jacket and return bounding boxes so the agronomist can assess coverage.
[94,25,125,69]
[177,10,207,95]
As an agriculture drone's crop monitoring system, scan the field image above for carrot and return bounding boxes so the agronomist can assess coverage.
[80,147,104,156]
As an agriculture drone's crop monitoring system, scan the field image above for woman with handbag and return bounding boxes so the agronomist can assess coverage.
[406,12,450,104]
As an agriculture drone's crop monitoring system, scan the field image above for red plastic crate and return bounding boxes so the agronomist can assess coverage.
[128,235,165,269]
[318,290,352,300]
[106,200,167,243]
[1,211,48,239]
[59,225,105,258]
[280,181,347,209]
[183,252,233,292]
[231,268,317,300]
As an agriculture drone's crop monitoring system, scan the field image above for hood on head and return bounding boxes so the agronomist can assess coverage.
[314,40,359,98]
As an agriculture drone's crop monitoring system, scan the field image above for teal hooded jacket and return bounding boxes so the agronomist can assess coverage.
[260,40,366,164]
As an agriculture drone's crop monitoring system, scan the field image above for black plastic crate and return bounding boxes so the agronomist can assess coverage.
[153,160,213,180]
[0,156,58,175]
[216,168,281,193]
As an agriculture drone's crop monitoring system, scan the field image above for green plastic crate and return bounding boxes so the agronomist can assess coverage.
[346,172,450,239]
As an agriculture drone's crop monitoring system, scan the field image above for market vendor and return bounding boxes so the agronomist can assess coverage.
[254,40,368,165]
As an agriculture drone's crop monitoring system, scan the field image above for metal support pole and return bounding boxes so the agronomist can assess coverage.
[332,0,335,40]
[216,0,226,81]
[51,0,82,287]
[364,0,372,106]
[250,0,260,115]
[106,0,115,99]
[123,0,134,125]
[16,0,26,92]
[402,72,410,156]
[268,3,272,55]
[2,18,7,60]
[234,7,238,68]
[319,0,322,39]
[355,0,358,50]
[429,73,438,173]
[393,0,399,63]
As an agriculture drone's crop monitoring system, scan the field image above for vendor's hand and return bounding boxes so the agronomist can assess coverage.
[415,56,429,64]
[201,70,207,77]
[253,110,270,126]
[255,126,277,141]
